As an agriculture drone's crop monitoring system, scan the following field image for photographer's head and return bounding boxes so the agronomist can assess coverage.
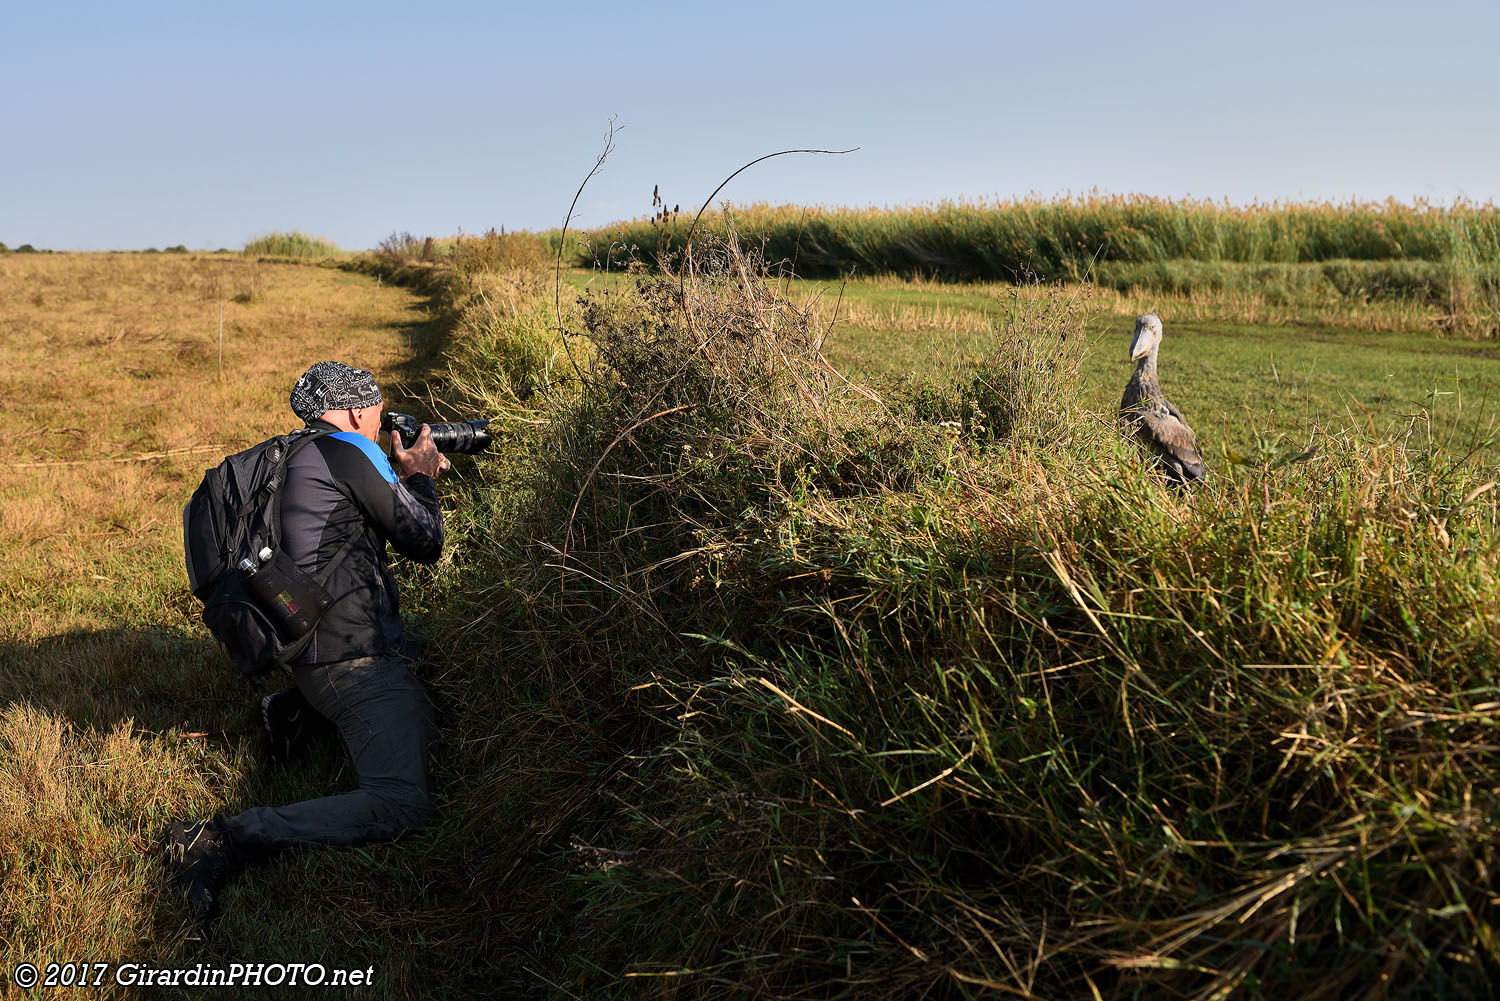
[289,360,449,480]
[291,361,383,443]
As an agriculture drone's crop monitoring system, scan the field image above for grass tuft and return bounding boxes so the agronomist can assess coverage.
[242,231,340,259]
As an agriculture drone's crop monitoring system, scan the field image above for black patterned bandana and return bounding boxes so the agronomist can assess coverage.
[289,361,382,423]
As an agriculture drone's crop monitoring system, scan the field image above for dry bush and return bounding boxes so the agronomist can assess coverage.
[578,239,828,428]
[451,229,549,274]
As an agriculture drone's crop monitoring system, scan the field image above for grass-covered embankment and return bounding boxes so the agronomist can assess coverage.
[401,239,1500,997]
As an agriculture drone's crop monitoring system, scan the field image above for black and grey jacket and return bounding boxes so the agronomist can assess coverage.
[279,419,443,666]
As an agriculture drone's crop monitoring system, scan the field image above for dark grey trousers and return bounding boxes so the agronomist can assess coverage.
[222,654,436,850]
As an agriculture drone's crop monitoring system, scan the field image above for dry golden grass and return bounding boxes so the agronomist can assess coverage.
[809,272,1435,334]
[0,253,430,609]
[1092,283,1434,330]
[0,252,435,989]
[819,297,993,334]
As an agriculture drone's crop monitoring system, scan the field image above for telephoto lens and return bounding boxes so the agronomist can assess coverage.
[381,412,494,455]
[428,419,492,453]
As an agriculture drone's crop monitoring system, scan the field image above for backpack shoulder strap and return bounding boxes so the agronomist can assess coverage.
[260,428,336,551]
[270,539,360,669]
[314,532,360,586]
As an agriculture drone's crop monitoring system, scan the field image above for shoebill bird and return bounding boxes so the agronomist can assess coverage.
[1119,314,1207,485]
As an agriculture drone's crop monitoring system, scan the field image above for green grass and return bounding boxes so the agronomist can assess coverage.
[564,197,1500,336]
[242,231,341,259]
[838,316,1500,453]
[574,195,1500,270]
[425,245,1500,997]
[565,268,1500,455]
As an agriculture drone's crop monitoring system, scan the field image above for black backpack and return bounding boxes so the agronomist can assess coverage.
[183,428,353,675]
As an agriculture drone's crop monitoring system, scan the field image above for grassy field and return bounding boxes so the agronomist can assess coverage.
[4,239,1500,999]
[569,196,1500,337]
[0,252,448,996]
[566,268,1500,458]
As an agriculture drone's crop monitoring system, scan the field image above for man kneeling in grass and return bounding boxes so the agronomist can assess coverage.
[163,361,450,921]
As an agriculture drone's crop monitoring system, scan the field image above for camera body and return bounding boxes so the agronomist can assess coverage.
[380,412,494,455]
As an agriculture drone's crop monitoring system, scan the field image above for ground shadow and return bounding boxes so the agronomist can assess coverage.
[0,626,423,996]
[0,625,259,743]
[346,264,460,419]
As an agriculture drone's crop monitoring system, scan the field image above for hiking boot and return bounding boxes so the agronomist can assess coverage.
[161,816,240,922]
[260,686,332,767]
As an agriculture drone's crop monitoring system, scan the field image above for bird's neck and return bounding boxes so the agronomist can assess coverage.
[1133,350,1158,382]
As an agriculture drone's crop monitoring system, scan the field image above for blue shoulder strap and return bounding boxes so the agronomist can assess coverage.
[328,430,399,484]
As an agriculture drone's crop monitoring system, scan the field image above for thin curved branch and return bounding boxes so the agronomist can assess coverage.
[555,117,621,387]
[682,147,858,269]
[559,403,698,587]
[678,147,858,333]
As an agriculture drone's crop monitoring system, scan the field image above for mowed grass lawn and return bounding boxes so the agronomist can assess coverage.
[567,268,1500,458]
[0,253,445,993]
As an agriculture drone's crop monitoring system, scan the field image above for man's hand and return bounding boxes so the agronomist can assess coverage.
[390,423,452,481]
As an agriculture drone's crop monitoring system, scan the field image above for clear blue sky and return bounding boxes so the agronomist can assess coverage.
[4,0,1497,250]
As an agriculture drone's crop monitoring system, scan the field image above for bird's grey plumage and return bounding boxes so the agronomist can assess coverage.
[1119,314,1207,485]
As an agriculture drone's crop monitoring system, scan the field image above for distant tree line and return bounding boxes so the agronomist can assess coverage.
[0,244,199,254]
